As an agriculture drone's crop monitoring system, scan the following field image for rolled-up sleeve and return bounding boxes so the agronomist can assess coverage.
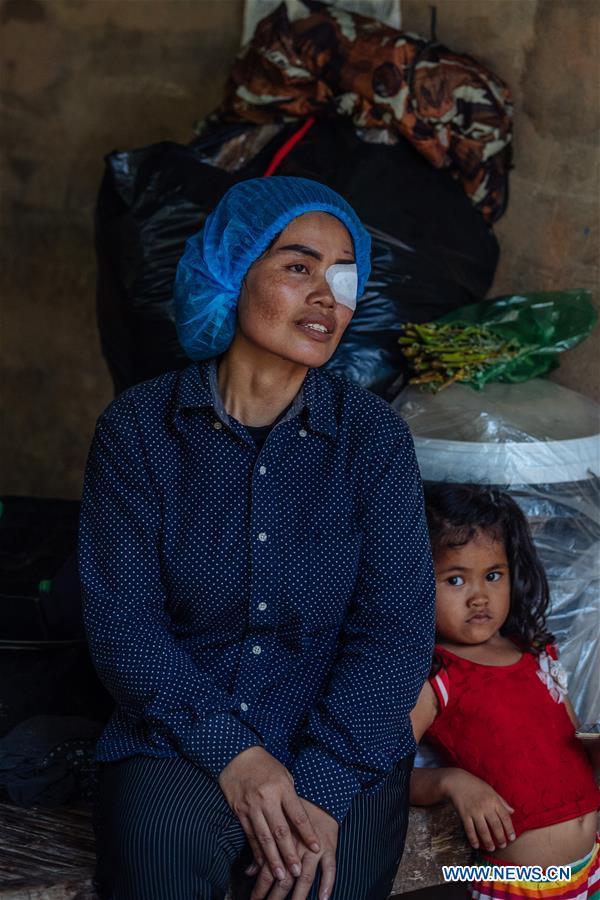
[290,417,436,823]
[78,394,263,778]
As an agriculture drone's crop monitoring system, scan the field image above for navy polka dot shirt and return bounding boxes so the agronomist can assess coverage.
[78,358,435,823]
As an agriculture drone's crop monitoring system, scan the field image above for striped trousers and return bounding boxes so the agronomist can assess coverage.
[92,753,413,900]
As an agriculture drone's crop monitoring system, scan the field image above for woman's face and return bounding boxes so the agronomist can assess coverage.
[236,211,357,368]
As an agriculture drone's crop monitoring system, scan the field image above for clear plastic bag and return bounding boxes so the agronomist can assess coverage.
[393,378,600,722]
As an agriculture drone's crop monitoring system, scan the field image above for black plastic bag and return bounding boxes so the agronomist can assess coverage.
[0,715,103,807]
[96,119,499,395]
[0,497,114,736]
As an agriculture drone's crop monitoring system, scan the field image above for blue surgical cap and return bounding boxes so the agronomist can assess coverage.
[174,176,371,360]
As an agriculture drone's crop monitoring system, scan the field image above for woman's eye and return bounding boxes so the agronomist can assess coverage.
[288,263,309,274]
[447,575,465,587]
[486,571,502,582]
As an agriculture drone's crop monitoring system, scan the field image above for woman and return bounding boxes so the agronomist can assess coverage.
[79,176,435,900]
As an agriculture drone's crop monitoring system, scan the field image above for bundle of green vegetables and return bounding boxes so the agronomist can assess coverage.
[398,290,596,392]
[399,322,521,391]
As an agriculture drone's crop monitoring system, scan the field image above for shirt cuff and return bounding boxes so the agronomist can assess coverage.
[183,711,265,779]
[290,746,363,824]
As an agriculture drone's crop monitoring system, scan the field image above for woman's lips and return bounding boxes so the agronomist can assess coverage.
[467,613,492,623]
[295,323,333,342]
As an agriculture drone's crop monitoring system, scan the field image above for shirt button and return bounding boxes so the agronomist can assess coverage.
[258,532,267,542]
[240,702,249,712]
[258,602,267,611]
[213,421,222,430]
[298,428,307,437]
[252,645,262,655]
[259,465,267,475]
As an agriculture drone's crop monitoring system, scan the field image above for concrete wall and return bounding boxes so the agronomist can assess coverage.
[402,0,599,402]
[1,0,245,498]
[2,0,598,499]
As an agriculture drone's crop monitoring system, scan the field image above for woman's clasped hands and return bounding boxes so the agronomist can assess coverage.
[218,746,338,899]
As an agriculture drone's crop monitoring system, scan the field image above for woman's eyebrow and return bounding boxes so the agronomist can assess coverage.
[274,243,355,264]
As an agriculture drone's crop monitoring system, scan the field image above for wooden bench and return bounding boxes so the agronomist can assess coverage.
[0,799,468,898]
[0,801,97,899]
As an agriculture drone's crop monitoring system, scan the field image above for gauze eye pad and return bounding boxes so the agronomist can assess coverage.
[325,264,358,311]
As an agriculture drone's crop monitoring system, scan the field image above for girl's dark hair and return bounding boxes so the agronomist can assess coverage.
[424,483,553,667]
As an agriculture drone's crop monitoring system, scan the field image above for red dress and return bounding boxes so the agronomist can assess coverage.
[425,642,600,837]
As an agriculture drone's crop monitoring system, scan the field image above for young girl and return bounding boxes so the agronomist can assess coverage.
[410,483,600,900]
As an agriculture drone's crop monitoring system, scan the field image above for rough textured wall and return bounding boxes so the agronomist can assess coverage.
[1,0,244,499]
[403,0,600,401]
[2,0,598,499]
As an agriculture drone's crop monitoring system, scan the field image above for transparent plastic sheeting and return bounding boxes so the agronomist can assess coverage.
[393,378,600,724]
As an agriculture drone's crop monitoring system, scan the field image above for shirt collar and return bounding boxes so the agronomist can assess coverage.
[302,367,338,441]
[171,358,337,441]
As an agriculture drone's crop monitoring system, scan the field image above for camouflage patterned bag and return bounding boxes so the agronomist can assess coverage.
[208,0,513,222]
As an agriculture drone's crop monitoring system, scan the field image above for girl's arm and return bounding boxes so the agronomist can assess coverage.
[411,768,516,852]
[565,696,600,773]
[546,645,600,771]
[409,682,456,807]
[410,766,456,805]
[409,682,515,851]
[565,695,579,728]
[410,680,438,743]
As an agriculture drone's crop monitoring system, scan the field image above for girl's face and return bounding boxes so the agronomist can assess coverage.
[235,211,356,368]
[433,530,511,647]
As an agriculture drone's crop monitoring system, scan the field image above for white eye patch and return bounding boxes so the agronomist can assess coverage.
[325,264,358,311]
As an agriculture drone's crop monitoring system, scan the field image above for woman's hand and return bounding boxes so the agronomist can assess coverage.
[218,747,321,883]
[247,798,338,900]
[443,769,516,852]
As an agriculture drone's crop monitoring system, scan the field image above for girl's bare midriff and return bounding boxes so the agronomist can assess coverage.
[489,810,598,867]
